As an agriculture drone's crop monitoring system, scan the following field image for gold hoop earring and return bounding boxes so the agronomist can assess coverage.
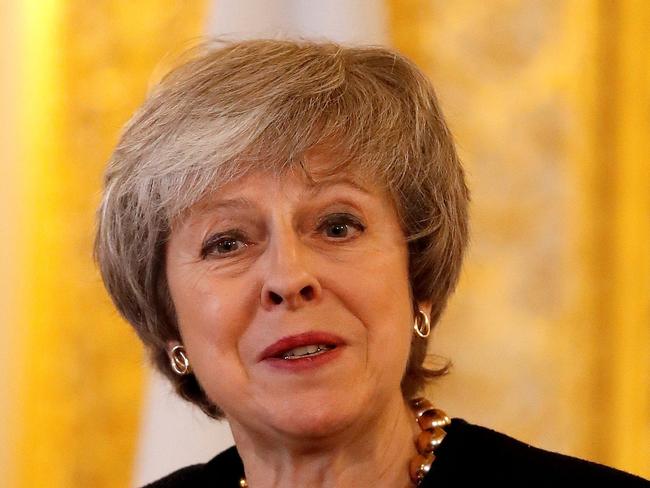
[413,310,431,338]
[169,344,191,375]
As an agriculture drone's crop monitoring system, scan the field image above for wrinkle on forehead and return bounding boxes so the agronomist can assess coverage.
[179,172,376,225]
[171,147,389,225]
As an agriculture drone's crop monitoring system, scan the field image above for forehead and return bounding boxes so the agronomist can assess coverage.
[286,148,382,188]
[168,170,394,241]
[192,172,379,219]
[188,150,389,212]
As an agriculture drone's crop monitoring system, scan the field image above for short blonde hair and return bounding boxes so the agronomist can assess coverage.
[95,39,469,418]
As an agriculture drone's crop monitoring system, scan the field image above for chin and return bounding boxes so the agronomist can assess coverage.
[264,389,368,440]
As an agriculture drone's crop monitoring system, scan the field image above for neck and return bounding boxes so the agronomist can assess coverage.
[229,395,420,488]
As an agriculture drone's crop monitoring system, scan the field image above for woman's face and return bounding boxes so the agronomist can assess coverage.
[166,154,416,441]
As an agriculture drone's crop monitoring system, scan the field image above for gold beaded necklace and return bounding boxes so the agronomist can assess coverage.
[239,398,450,487]
[408,398,450,485]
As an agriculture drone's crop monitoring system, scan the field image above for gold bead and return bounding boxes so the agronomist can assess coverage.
[409,452,436,484]
[416,426,447,452]
[410,397,435,419]
[239,477,248,487]
[417,408,451,430]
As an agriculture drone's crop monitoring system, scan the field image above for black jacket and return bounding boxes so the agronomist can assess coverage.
[143,418,649,487]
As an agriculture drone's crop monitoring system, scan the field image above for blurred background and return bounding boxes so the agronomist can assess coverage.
[0,0,648,486]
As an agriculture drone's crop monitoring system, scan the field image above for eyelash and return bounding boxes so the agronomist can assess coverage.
[200,213,366,258]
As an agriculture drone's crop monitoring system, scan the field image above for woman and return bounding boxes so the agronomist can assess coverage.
[95,40,648,487]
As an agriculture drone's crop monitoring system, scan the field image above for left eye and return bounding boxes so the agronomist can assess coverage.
[318,214,365,240]
[325,223,350,238]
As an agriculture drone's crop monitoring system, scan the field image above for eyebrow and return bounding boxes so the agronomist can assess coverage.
[192,176,372,216]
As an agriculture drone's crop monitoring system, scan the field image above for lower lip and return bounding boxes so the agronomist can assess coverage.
[262,346,344,372]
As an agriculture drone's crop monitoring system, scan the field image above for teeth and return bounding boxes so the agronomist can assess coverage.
[282,344,333,359]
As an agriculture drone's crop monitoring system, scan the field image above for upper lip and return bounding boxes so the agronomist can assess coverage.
[258,331,345,361]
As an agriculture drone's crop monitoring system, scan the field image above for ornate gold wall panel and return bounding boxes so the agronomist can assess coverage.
[582,0,650,473]
[14,2,207,487]
[388,0,649,477]
[0,2,23,487]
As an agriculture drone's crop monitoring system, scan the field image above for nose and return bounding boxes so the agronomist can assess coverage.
[260,232,322,310]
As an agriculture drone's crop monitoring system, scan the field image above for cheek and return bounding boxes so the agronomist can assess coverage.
[332,244,414,361]
[168,273,263,408]
[167,267,257,372]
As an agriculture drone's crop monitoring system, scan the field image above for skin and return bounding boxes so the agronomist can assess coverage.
[165,154,428,487]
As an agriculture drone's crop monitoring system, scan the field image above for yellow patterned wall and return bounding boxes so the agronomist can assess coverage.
[0,1,22,486]
[388,0,649,477]
[5,2,207,487]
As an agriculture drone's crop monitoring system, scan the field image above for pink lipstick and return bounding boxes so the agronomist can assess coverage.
[259,332,345,371]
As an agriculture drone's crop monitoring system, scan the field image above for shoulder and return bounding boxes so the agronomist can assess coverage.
[423,419,649,486]
[141,445,243,488]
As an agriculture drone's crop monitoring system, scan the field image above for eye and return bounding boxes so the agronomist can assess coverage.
[317,213,365,240]
[201,232,248,258]
[326,223,349,238]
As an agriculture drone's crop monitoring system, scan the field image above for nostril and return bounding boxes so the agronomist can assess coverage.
[269,291,283,305]
[300,285,314,301]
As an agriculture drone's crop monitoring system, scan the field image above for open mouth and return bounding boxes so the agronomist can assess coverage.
[277,344,336,360]
[259,332,344,363]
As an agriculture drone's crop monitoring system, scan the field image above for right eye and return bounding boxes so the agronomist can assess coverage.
[201,232,248,258]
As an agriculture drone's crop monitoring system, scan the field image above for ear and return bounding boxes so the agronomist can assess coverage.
[416,300,433,316]
[166,340,182,356]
